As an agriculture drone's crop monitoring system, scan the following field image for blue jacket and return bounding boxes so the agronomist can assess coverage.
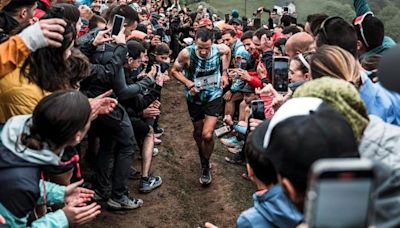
[237,185,303,228]
[359,73,400,126]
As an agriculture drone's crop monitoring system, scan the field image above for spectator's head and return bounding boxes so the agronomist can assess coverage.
[253,28,274,52]
[88,14,107,30]
[305,13,328,37]
[221,28,236,47]
[310,45,361,88]
[66,49,90,90]
[53,4,81,34]
[251,97,359,210]
[127,40,146,70]
[20,90,91,151]
[289,52,313,83]
[241,30,255,54]
[21,17,76,92]
[229,17,242,32]
[198,17,213,30]
[285,32,314,58]
[293,77,369,141]
[239,84,258,104]
[273,38,287,57]
[245,133,278,188]
[107,4,139,37]
[155,43,171,64]
[195,28,214,58]
[282,25,301,39]
[2,0,37,24]
[316,16,358,58]
[353,12,385,53]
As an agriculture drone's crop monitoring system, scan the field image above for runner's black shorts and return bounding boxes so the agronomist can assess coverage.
[187,97,223,122]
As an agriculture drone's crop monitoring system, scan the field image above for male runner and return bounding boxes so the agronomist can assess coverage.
[171,28,231,185]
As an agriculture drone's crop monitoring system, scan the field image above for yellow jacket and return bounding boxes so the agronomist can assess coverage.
[0,35,30,78]
[0,66,49,123]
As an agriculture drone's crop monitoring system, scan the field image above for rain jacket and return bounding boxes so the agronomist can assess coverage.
[237,185,303,228]
[0,115,68,228]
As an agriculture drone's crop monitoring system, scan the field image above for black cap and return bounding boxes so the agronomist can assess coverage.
[378,45,400,93]
[251,97,359,193]
[239,84,255,93]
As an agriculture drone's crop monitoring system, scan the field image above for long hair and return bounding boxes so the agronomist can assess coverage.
[21,91,91,150]
[20,8,77,92]
[310,45,361,88]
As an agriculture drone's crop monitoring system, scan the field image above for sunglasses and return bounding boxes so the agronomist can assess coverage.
[353,12,374,48]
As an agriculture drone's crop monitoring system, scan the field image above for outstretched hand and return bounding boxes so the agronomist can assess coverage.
[89,90,118,120]
[64,179,94,205]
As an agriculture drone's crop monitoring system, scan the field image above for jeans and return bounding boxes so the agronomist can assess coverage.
[94,105,139,199]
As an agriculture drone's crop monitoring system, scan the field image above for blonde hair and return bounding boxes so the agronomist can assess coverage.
[311,45,361,88]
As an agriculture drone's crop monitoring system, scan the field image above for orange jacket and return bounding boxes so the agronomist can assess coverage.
[0,35,30,78]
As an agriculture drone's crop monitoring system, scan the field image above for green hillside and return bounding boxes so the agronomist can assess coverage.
[185,0,399,42]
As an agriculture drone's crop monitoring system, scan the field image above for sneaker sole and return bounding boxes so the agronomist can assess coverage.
[107,199,143,210]
[199,177,212,186]
[154,133,163,138]
[220,139,240,148]
[227,147,241,154]
[139,179,163,193]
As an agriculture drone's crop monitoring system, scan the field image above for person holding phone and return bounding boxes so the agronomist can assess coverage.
[171,28,230,186]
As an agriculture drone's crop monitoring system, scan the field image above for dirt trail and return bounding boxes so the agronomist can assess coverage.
[85,80,254,228]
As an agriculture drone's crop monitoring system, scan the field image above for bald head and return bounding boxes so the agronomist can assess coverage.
[285,32,314,58]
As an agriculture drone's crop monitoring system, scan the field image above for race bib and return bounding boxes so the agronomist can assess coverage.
[194,75,219,91]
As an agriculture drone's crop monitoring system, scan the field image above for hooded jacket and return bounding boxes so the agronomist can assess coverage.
[0,115,68,227]
[237,185,303,228]
[359,115,400,170]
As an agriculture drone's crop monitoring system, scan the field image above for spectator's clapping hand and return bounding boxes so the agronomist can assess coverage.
[113,27,126,44]
[63,199,101,226]
[65,179,94,205]
[79,5,94,20]
[39,19,67,48]
[92,28,112,46]
[90,90,118,120]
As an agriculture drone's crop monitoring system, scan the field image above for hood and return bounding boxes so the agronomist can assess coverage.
[1,115,62,166]
[253,185,303,227]
[293,77,369,141]
[360,36,396,61]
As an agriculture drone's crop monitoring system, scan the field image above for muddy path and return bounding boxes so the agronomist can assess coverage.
[85,80,254,228]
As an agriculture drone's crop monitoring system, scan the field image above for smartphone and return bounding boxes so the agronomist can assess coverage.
[224,14,230,23]
[305,159,375,228]
[214,125,231,138]
[111,15,125,36]
[239,59,247,70]
[250,100,265,120]
[253,18,261,29]
[272,57,289,92]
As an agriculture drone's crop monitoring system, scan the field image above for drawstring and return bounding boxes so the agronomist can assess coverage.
[41,171,47,205]
[59,154,81,179]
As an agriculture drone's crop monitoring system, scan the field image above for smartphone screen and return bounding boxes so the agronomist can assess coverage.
[111,15,125,36]
[225,14,230,23]
[251,100,265,120]
[253,18,261,29]
[272,57,289,92]
[306,160,375,228]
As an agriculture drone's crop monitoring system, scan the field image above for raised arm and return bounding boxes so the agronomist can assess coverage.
[353,0,372,16]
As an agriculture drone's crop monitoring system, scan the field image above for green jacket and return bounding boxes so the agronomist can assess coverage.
[353,0,397,60]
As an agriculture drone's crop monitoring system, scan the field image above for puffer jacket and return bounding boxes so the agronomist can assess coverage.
[0,66,49,123]
[359,115,400,170]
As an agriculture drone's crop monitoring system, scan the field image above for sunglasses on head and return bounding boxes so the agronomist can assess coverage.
[353,12,374,48]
